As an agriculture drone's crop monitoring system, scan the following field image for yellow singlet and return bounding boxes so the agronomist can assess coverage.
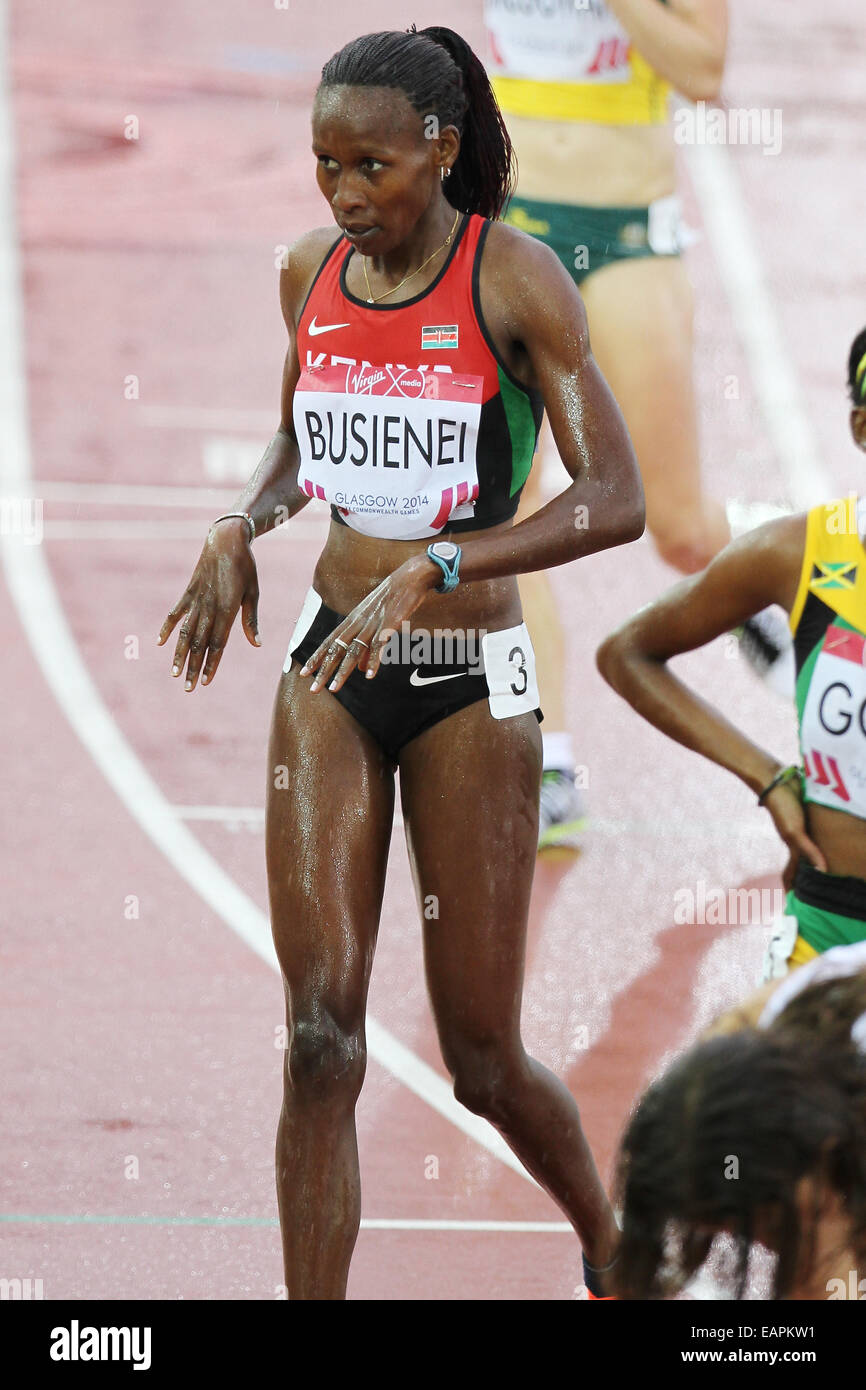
[484,0,672,126]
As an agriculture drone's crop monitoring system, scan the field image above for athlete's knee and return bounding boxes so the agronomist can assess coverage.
[652,532,715,575]
[650,510,727,576]
[448,1040,524,1122]
[286,1013,366,1104]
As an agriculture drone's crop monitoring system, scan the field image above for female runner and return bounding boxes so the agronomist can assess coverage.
[158,27,644,1299]
[598,329,866,977]
[482,0,759,847]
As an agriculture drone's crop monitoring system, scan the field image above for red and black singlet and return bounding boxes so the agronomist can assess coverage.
[292,213,544,541]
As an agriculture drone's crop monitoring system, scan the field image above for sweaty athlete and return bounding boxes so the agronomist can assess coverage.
[598,329,866,977]
[158,27,644,1299]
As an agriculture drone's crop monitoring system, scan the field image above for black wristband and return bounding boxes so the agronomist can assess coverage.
[757,764,801,806]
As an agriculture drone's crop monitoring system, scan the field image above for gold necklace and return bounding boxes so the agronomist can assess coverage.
[362,210,460,304]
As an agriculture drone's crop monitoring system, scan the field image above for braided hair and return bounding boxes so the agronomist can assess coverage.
[318,27,516,220]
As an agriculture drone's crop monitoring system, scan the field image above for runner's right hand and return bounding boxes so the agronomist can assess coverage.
[157,520,260,690]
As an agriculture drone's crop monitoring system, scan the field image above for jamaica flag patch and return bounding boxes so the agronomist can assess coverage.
[811,561,858,591]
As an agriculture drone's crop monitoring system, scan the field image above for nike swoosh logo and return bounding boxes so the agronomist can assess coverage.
[308,316,350,336]
[409,670,468,687]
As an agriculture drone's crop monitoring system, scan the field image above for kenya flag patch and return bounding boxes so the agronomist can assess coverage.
[422,324,458,350]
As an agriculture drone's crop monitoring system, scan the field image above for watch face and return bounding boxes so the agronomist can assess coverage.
[431,542,459,561]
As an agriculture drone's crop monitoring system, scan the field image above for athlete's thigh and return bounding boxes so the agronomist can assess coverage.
[581,255,702,519]
[266,662,395,1027]
[398,697,542,1049]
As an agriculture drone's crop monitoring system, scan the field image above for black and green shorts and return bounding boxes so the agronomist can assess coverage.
[787,859,866,958]
[502,192,685,287]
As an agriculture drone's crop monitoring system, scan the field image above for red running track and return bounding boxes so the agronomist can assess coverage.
[2,0,865,1299]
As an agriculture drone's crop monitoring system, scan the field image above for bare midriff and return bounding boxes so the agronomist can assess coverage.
[506,112,676,207]
[311,517,524,635]
[805,802,866,881]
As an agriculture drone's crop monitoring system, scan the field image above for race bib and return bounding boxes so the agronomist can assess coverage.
[647,194,684,255]
[800,623,866,817]
[283,586,322,672]
[482,623,540,719]
[485,0,631,85]
[293,361,482,540]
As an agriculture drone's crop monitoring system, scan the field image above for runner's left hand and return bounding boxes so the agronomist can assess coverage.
[300,554,438,693]
[763,783,828,891]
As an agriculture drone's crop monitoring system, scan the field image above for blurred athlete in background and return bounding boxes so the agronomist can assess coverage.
[484,0,790,848]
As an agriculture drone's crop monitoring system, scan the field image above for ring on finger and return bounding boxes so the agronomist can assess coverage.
[353,638,369,649]
[334,638,350,650]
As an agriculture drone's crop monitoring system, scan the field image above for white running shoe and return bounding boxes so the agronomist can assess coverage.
[538,769,587,851]
[737,608,795,699]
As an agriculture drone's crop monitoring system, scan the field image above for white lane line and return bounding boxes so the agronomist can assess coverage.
[0,1211,570,1233]
[0,19,536,1192]
[174,804,266,824]
[28,481,244,507]
[202,436,270,484]
[21,479,324,519]
[35,519,328,541]
[137,405,276,431]
[685,140,833,509]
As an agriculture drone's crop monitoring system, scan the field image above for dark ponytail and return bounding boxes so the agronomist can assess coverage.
[318,28,516,220]
[848,327,866,405]
[418,27,516,220]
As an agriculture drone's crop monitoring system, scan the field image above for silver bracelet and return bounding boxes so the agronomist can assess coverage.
[210,511,255,542]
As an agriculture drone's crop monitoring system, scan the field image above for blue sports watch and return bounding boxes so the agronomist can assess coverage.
[426,540,461,593]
